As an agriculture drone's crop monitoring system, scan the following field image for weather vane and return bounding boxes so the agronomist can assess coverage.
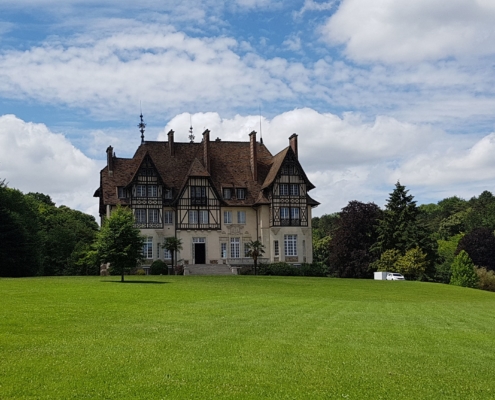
[138,113,146,144]
[188,114,195,143]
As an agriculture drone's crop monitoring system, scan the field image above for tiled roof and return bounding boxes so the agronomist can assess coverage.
[96,137,317,209]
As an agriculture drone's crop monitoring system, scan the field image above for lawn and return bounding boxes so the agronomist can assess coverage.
[1,276,494,399]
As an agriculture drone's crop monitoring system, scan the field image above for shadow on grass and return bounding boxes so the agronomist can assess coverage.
[101,280,169,284]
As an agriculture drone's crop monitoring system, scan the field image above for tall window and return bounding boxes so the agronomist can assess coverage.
[244,242,250,257]
[237,211,246,224]
[117,187,126,198]
[191,186,206,205]
[147,185,158,197]
[221,243,227,258]
[163,248,172,260]
[230,237,240,258]
[223,188,232,199]
[290,207,300,221]
[143,237,153,259]
[290,184,299,196]
[148,209,160,223]
[224,211,232,224]
[135,209,146,224]
[164,189,173,199]
[280,207,289,222]
[164,211,173,224]
[199,210,209,224]
[274,240,279,257]
[284,234,297,256]
[136,185,146,197]
[279,184,289,195]
[189,210,198,224]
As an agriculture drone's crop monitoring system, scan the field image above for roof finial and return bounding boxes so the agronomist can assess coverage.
[188,114,195,143]
[259,104,263,145]
[138,112,146,144]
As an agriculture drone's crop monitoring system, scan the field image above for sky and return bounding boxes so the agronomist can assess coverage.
[1,0,495,221]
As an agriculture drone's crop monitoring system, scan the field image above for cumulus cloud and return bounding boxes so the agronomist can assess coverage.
[0,115,102,217]
[321,0,495,63]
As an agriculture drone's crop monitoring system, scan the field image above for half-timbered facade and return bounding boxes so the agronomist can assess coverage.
[94,128,319,270]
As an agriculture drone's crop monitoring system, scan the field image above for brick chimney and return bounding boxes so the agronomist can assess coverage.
[203,129,210,173]
[167,129,175,156]
[106,145,114,176]
[249,131,257,181]
[289,133,298,159]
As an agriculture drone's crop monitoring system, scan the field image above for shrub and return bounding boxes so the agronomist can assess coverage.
[135,268,146,275]
[450,250,479,288]
[299,262,328,277]
[150,259,168,275]
[476,267,495,292]
[258,262,302,276]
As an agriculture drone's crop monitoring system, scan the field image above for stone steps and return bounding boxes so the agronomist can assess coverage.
[184,264,238,275]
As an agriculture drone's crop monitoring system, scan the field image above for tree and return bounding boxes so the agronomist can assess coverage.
[372,182,437,275]
[246,240,265,275]
[455,228,495,271]
[328,201,382,278]
[94,206,145,282]
[450,250,479,288]
[394,247,428,280]
[162,236,183,274]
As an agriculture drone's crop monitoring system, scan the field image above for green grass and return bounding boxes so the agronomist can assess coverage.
[1,276,495,399]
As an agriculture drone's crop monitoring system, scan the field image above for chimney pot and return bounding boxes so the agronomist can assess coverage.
[167,129,175,156]
[249,131,258,181]
[289,133,298,159]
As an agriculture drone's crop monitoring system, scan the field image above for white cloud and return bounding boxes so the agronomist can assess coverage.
[0,114,102,218]
[321,0,495,63]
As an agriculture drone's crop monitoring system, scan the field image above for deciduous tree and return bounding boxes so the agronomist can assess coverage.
[450,250,479,288]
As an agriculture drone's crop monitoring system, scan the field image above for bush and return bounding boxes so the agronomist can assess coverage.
[258,262,327,277]
[150,259,168,275]
[299,262,328,277]
[450,250,479,288]
[135,268,146,275]
[476,267,495,292]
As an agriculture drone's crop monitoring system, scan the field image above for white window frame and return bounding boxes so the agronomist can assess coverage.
[148,209,160,224]
[230,237,240,258]
[224,211,232,224]
[143,237,153,259]
[236,188,246,200]
[280,184,289,196]
[189,210,198,224]
[199,210,209,224]
[284,234,297,257]
[237,211,246,224]
[164,189,173,199]
[136,185,146,197]
[221,243,227,258]
[223,188,232,200]
[163,247,172,260]
[290,207,300,220]
[290,184,299,196]
[147,185,158,197]
[164,210,173,225]
[135,208,146,224]
[244,242,250,257]
[280,207,289,220]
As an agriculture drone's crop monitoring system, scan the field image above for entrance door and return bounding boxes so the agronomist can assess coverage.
[194,243,206,264]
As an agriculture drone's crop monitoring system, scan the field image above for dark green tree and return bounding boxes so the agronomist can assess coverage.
[162,236,183,274]
[328,201,382,278]
[246,240,265,275]
[455,228,495,271]
[372,182,437,275]
[94,206,145,282]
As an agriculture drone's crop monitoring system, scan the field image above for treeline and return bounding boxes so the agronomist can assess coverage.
[0,180,99,277]
[313,182,495,289]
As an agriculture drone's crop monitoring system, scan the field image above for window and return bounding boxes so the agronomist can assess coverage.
[244,242,250,257]
[279,184,289,196]
[117,187,126,198]
[290,207,300,220]
[230,237,240,258]
[143,237,153,259]
[280,207,289,220]
[224,211,232,224]
[136,185,146,197]
[199,210,209,224]
[148,209,160,223]
[274,240,279,257]
[290,184,299,196]
[189,210,198,224]
[163,247,172,260]
[164,211,173,224]
[284,234,297,256]
[282,165,297,175]
[135,209,146,224]
[164,189,173,199]
[221,243,227,258]
[236,188,246,200]
[223,188,232,199]
[147,185,158,197]
[191,186,206,205]
[237,211,246,224]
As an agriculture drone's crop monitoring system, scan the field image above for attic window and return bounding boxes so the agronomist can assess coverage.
[236,188,246,200]
[282,165,297,175]
[223,188,232,200]
[164,189,173,199]
[117,187,126,198]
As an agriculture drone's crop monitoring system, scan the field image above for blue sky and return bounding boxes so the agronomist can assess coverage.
[1,0,495,220]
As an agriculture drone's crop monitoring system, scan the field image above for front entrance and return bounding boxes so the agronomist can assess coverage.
[194,243,206,264]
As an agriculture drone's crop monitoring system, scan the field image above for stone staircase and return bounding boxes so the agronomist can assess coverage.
[184,264,239,275]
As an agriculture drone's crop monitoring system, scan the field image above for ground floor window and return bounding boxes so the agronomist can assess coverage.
[230,237,240,258]
[274,240,279,257]
[284,234,297,256]
[143,237,153,259]
[221,242,227,258]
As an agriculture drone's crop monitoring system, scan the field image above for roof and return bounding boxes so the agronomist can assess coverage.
[96,136,317,209]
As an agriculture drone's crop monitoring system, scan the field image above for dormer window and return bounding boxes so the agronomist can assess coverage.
[236,188,246,200]
[223,188,232,200]
[164,189,173,199]
[117,187,126,198]
[147,185,158,197]
[191,186,207,205]
[136,185,146,197]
